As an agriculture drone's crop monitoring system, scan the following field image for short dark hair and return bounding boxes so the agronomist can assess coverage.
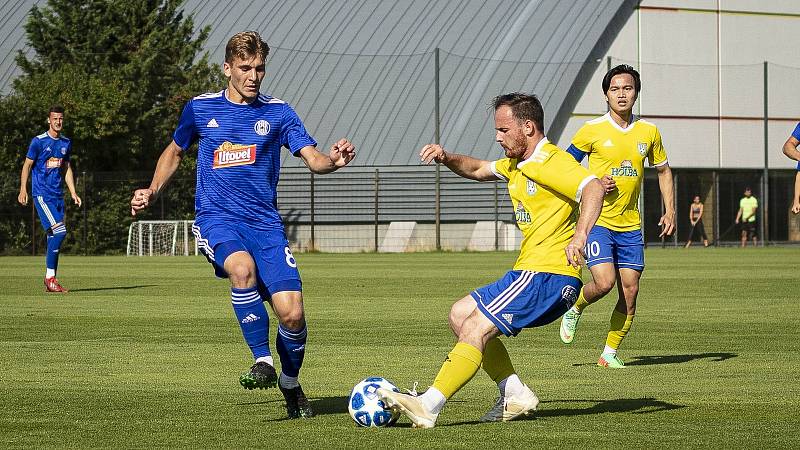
[492,93,545,133]
[48,105,64,115]
[602,64,641,94]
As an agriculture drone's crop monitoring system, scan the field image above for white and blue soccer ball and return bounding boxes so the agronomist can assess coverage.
[348,377,401,427]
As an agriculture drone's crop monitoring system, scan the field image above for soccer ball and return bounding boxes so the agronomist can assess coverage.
[348,377,401,427]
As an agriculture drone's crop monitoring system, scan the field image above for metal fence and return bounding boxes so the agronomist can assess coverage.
[2,165,799,256]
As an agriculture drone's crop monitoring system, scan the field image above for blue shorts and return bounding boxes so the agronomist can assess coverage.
[471,271,581,336]
[585,225,645,271]
[34,196,64,231]
[192,219,301,296]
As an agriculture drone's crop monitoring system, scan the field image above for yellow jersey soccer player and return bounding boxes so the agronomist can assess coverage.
[376,93,604,428]
[559,65,675,369]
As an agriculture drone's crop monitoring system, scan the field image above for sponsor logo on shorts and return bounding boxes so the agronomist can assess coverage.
[502,313,514,324]
[254,120,270,136]
[561,285,578,305]
[213,141,256,168]
[611,159,638,177]
[46,157,62,169]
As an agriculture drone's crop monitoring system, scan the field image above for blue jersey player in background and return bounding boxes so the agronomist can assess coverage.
[782,122,800,214]
[130,31,355,419]
[18,105,82,293]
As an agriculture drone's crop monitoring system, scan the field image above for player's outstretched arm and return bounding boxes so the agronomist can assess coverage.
[64,162,82,207]
[18,158,33,206]
[565,178,603,267]
[298,139,355,174]
[131,140,183,216]
[657,164,675,237]
[782,136,800,162]
[419,144,495,181]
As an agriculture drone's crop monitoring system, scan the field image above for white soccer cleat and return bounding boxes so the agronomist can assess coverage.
[376,387,438,429]
[480,384,539,422]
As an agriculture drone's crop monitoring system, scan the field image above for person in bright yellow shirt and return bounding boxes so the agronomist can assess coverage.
[559,65,675,369]
[735,187,758,247]
[376,93,604,428]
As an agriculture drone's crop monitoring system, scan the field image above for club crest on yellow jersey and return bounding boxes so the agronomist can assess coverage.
[526,180,537,196]
[637,142,648,156]
[611,159,638,177]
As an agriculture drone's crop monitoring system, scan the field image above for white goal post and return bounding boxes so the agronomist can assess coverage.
[127,220,198,256]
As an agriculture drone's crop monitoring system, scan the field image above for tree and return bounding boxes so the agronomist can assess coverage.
[0,0,224,254]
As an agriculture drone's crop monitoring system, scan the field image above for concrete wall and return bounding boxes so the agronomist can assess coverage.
[557,1,800,170]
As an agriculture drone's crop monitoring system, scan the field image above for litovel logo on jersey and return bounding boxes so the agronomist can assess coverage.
[213,141,256,169]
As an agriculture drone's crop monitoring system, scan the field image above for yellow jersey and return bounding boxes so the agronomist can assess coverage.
[570,113,668,231]
[491,138,597,279]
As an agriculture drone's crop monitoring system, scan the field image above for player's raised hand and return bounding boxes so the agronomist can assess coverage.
[565,234,587,268]
[131,188,154,216]
[419,144,447,164]
[600,175,616,194]
[658,211,675,237]
[329,138,355,167]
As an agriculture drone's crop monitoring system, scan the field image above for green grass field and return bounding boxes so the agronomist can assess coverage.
[1,248,798,448]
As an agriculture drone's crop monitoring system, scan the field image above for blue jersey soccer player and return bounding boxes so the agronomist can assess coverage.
[559,65,675,368]
[18,105,82,293]
[376,93,604,428]
[130,31,355,419]
[782,122,800,214]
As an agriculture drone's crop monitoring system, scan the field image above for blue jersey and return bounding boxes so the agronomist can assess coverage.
[793,122,800,171]
[26,132,72,199]
[173,90,317,230]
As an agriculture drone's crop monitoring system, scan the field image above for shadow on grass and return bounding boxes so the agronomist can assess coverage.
[447,397,685,426]
[625,352,737,366]
[571,352,737,367]
[68,284,159,292]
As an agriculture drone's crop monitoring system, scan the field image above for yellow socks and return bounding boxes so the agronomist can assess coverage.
[605,310,634,351]
[573,288,590,313]
[482,338,515,383]
[432,342,483,399]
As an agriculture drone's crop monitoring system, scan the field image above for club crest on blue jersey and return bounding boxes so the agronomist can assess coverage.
[213,141,256,169]
[254,120,270,136]
[637,142,648,156]
[526,180,537,196]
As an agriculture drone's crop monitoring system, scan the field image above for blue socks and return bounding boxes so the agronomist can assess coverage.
[277,324,307,378]
[46,224,67,275]
[231,287,271,359]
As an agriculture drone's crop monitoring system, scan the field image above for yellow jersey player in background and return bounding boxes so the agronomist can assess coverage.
[376,93,604,428]
[559,64,675,368]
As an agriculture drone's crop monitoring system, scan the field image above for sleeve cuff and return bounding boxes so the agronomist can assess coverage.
[575,175,598,202]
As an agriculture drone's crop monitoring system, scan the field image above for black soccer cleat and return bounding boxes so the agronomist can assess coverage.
[239,361,278,390]
[279,385,315,419]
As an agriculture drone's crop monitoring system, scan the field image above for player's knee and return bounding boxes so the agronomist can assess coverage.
[227,262,256,288]
[595,277,615,295]
[278,308,305,330]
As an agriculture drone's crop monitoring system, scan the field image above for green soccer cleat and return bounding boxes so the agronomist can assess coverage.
[559,309,582,344]
[239,361,278,390]
[280,385,315,419]
[597,353,626,369]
